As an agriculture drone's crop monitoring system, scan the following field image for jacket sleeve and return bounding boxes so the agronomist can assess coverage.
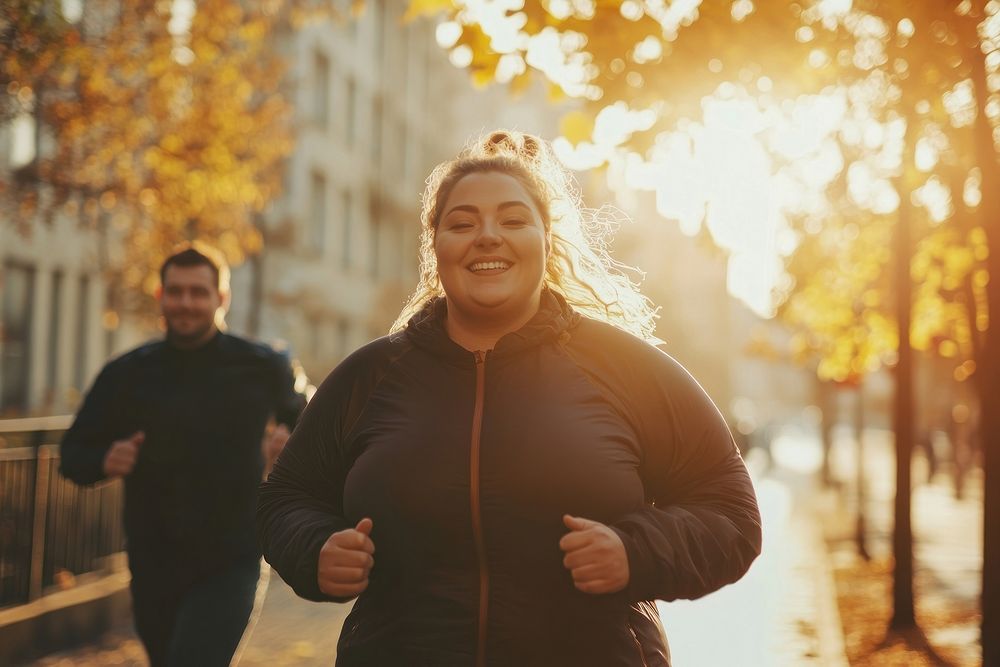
[604,343,762,603]
[270,350,307,430]
[256,362,356,602]
[59,362,122,486]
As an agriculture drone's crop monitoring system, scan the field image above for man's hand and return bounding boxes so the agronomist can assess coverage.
[102,431,144,478]
[559,514,630,594]
[264,424,290,468]
[318,518,375,599]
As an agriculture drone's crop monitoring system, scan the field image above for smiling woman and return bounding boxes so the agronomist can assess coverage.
[433,171,550,350]
[393,130,658,342]
[258,130,762,667]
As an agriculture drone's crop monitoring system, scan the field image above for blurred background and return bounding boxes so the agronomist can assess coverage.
[0,0,996,665]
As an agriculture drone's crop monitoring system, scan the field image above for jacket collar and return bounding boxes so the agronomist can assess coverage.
[164,329,224,358]
[405,288,579,361]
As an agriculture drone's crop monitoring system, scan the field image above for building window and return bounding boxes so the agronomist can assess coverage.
[337,318,350,359]
[73,274,90,391]
[46,270,63,402]
[348,6,358,41]
[398,223,410,280]
[341,190,353,269]
[370,211,380,278]
[371,96,382,169]
[104,319,116,360]
[395,18,410,95]
[309,171,327,255]
[309,317,323,361]
[0,263,36,413]
[345,78,357,147]
[313,50,330,129]
[9,112,36,169]
[396,118,408,182]
[371,0,385,74]
[61,0,84,23]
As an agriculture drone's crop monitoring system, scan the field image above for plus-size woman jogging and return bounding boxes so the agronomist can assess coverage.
[256,130,762,666]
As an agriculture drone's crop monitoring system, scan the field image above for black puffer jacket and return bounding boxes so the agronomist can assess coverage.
[257,290,761,666]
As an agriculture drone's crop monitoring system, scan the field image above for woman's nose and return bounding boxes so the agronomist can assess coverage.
[474,220,502,247]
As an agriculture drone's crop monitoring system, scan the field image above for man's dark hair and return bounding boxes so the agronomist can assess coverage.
[160,246,227,291]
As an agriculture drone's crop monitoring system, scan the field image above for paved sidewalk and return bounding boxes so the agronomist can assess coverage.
[821,426,983,665]
[24,568,353,667]
[236,568,351,666]
[659,449,848,667]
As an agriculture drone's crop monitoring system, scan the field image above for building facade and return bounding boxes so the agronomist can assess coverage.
[226,0,560,383]
[0,0,559,415]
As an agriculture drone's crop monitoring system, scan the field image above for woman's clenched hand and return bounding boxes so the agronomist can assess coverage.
[559,514,630,594]
[317,518,375,599]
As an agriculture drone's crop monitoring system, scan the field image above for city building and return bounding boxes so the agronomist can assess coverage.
[0,0,559,415]
[225,0,560,383]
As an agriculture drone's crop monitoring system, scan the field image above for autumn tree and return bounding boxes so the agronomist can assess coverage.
[411,0,999,658]
[0,1,68,124]
[1,0,307,319]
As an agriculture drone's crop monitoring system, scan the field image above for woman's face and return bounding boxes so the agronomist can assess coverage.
[434,171,549,329]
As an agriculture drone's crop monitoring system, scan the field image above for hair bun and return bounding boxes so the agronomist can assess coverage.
[481,130,540,161]
[521,135,540,159]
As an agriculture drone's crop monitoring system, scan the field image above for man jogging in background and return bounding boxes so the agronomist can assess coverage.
[61,244,306,667]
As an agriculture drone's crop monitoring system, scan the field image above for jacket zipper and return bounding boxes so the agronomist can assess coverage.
[471,350,489,667]
[628,621,650,667]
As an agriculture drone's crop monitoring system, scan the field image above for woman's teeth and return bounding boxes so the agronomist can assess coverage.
[470,261,511,272]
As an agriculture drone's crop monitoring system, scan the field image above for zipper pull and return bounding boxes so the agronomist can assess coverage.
[474,350,486,364]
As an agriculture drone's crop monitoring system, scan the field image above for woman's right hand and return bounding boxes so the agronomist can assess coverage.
[317,517,375,598]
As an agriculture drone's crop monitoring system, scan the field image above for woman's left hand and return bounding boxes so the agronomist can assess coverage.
[559,514,630,594]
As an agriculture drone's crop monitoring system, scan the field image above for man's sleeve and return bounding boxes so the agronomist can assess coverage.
[60,363,119,486]
[272,351,307,429]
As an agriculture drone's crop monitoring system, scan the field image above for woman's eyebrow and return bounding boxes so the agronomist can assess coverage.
[498,201,530,211]
[444,204,479,217]
[443,200,530,217]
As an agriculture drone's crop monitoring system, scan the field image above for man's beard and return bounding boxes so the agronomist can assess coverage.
[166,317,216,346]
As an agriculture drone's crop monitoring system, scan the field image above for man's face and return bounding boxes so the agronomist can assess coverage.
[159,264,223,345]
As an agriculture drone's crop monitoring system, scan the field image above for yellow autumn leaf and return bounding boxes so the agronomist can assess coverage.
[471,67,495,89]
[403,0,456,21]
[559,110,594,146]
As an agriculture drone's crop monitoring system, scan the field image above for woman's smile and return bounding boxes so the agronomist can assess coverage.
[434,171,548,330]
[468,257,513,274]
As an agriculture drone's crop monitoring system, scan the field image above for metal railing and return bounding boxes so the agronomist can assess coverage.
[0,427,125,609]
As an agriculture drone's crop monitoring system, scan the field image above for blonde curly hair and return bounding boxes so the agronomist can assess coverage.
[391,130,658,341]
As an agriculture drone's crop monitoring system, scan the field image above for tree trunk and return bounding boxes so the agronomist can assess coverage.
[817,378,835,487]
[855,381,870,561]
[890,116,916,631]
[968,5,1000,659]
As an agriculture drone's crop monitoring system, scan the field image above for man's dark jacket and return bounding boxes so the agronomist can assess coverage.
[61,332,305,584]
[257,291,762,666]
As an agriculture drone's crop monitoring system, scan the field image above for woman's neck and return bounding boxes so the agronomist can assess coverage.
[443,300,540,352]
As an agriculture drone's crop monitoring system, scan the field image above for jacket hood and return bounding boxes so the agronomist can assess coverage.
[404,288,580,360]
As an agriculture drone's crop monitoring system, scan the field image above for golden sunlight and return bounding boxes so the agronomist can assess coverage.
[556,87,855,317]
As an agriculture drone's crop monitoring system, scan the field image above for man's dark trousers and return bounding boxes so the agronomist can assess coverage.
[129,555,261,667]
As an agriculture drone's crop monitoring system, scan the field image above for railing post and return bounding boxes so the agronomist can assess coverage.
[29,440,51,601]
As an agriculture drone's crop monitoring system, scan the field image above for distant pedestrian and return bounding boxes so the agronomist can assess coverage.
[61,244,306,667]
[257,131,761,666]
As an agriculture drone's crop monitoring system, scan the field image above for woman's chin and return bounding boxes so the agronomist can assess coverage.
[468,294,541,323]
